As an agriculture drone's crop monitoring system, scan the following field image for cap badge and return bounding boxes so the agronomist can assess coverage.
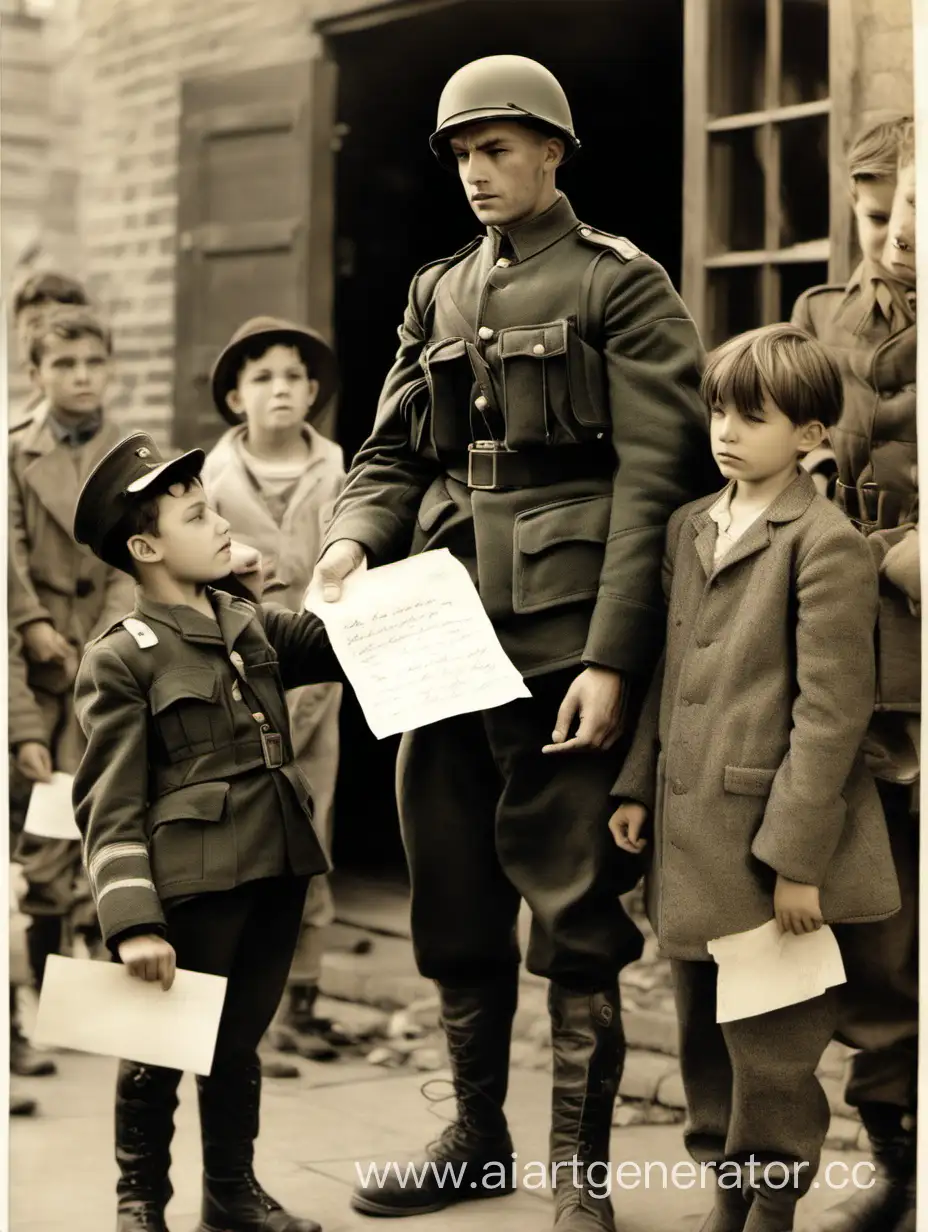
[136,447,151,459]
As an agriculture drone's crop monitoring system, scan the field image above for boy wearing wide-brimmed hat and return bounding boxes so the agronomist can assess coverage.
[203,317,347,1067]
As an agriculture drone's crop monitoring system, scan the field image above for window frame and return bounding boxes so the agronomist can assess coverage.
[682,0,855,345]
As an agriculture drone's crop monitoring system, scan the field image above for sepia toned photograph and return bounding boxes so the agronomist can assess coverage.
[1,0,923,1230]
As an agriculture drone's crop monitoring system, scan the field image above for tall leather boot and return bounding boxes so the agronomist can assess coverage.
[115,1060,181,1232]
[10,984,56,1077]
[549,983,624,1231]
[197,1054,321,1232]
[803,1103,916,1232]
[350,974,519,1217]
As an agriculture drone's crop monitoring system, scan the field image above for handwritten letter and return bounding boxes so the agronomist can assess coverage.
[306,549,530,739]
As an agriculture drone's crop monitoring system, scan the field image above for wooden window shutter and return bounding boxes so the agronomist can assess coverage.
[174,57,337,452]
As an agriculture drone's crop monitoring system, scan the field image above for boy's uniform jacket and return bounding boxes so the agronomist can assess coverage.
[613,471,900,961]
[792,264,918,726]
[72,589,342,950]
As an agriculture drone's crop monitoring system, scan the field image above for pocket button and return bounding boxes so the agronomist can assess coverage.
[478,326,494,341]
[533,343,545,355]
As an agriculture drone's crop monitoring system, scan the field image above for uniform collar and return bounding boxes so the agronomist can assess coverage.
[47,407,103,447]
[489,192,578,264]
[840,259,915,334]
[134,587,254,650]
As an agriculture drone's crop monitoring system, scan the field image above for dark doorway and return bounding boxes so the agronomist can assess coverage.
[326,0,685,873]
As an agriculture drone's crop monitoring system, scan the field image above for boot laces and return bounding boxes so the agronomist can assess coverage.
[243,1170,280,1212]
[419,1077,501,1156]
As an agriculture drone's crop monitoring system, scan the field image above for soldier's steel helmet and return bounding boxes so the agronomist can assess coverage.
[429,55,580,167]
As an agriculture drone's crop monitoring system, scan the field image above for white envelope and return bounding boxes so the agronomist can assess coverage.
[33,955,227,1076]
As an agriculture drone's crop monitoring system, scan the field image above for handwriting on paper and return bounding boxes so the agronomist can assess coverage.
[306,549,530,739]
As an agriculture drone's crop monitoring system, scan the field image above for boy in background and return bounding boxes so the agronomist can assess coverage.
[203,317,346,1066]
[8,306,135,1082]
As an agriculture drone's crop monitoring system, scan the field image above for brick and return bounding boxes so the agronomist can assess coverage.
[623,1007,679,1057]
[655,1071,686,1110]
[619,1050,676,1103]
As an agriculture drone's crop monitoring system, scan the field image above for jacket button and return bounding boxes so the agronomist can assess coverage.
[253,712,265,723]
[474,395,489,411]
[478,326,494,341]
[533,343,545,355]
[672,781,686,795]
[580,227,592,237]
[496,257,511,268]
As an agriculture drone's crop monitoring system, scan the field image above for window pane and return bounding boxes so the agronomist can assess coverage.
[780,261,830,322]
[708,0,766,116]
[707,267,763,347]
[708,128,766,253]
[779,115,829,246]
[781,0,829,104]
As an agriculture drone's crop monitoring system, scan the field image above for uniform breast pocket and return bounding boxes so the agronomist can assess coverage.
[149,667,224,759]
[512,493,612,613]
[499,320,608,445]
[422,338,474,451]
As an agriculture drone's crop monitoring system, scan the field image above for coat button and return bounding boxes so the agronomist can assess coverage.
[478,326,494,341]
[474,395,489,411]
[496,257,511,267]
[253,712,265,723]
[580,227,592,237]
[532,343,545,355]
[672,781,686,795]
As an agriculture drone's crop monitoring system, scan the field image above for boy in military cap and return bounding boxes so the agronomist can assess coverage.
[792,118,918,1232]
[202,317,346,1068]
[8,304,134,1090]
[71,433,346,1232]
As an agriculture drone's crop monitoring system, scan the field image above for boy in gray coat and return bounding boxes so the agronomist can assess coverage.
[610,325,900,1232]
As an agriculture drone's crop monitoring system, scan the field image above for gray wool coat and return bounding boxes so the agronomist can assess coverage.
[613,469,901,961]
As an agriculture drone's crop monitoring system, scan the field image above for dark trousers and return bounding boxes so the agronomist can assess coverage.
[397,668,643,990]
[833,781,918,1111]
[117,874,307,1089]
[672,960,837,1197]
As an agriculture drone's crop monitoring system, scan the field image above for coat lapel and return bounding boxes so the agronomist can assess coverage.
[20,414,124,539]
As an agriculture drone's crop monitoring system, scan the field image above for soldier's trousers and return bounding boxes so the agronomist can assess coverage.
[672,960,837,1196]
[396,667,644,990]
[833,780,919,1111]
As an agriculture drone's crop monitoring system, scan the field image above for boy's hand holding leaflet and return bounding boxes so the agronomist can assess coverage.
[118,934,177,991]
[774,875,824,935]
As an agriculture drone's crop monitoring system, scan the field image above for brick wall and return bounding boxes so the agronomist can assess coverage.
[854,0,914,125]
[74,0,316,448]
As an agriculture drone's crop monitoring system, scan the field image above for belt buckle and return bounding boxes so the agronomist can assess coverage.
[467,440,506,491]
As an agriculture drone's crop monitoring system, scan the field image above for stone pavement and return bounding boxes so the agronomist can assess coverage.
[10,1046,868,1232]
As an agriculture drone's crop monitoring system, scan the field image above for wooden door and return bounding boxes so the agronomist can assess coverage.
[173,56,338,452]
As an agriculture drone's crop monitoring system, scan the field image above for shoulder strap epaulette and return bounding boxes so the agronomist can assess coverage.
[84,612,136,651]
[411,236,483,323]
[576,224,641,262]
[801,282,846,301]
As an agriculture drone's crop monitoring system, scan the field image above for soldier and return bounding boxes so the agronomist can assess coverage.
[792,119,918,1232]
[312,55,713,1230]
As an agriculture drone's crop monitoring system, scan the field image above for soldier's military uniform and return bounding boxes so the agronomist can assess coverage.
[71,434,343,1232]
[326,56,713,1230]
[792,262,918,1232]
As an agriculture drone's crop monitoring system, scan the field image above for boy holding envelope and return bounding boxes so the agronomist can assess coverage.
[70,433,345,1232]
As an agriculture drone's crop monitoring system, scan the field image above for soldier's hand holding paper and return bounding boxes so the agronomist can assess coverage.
[304,548,530,738]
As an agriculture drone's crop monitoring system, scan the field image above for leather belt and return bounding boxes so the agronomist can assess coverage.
[446,440,615,491]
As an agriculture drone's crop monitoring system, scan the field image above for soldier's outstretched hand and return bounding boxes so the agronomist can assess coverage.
[542,666,625,755]
[118,934,176,990]
[311,539,366,603]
